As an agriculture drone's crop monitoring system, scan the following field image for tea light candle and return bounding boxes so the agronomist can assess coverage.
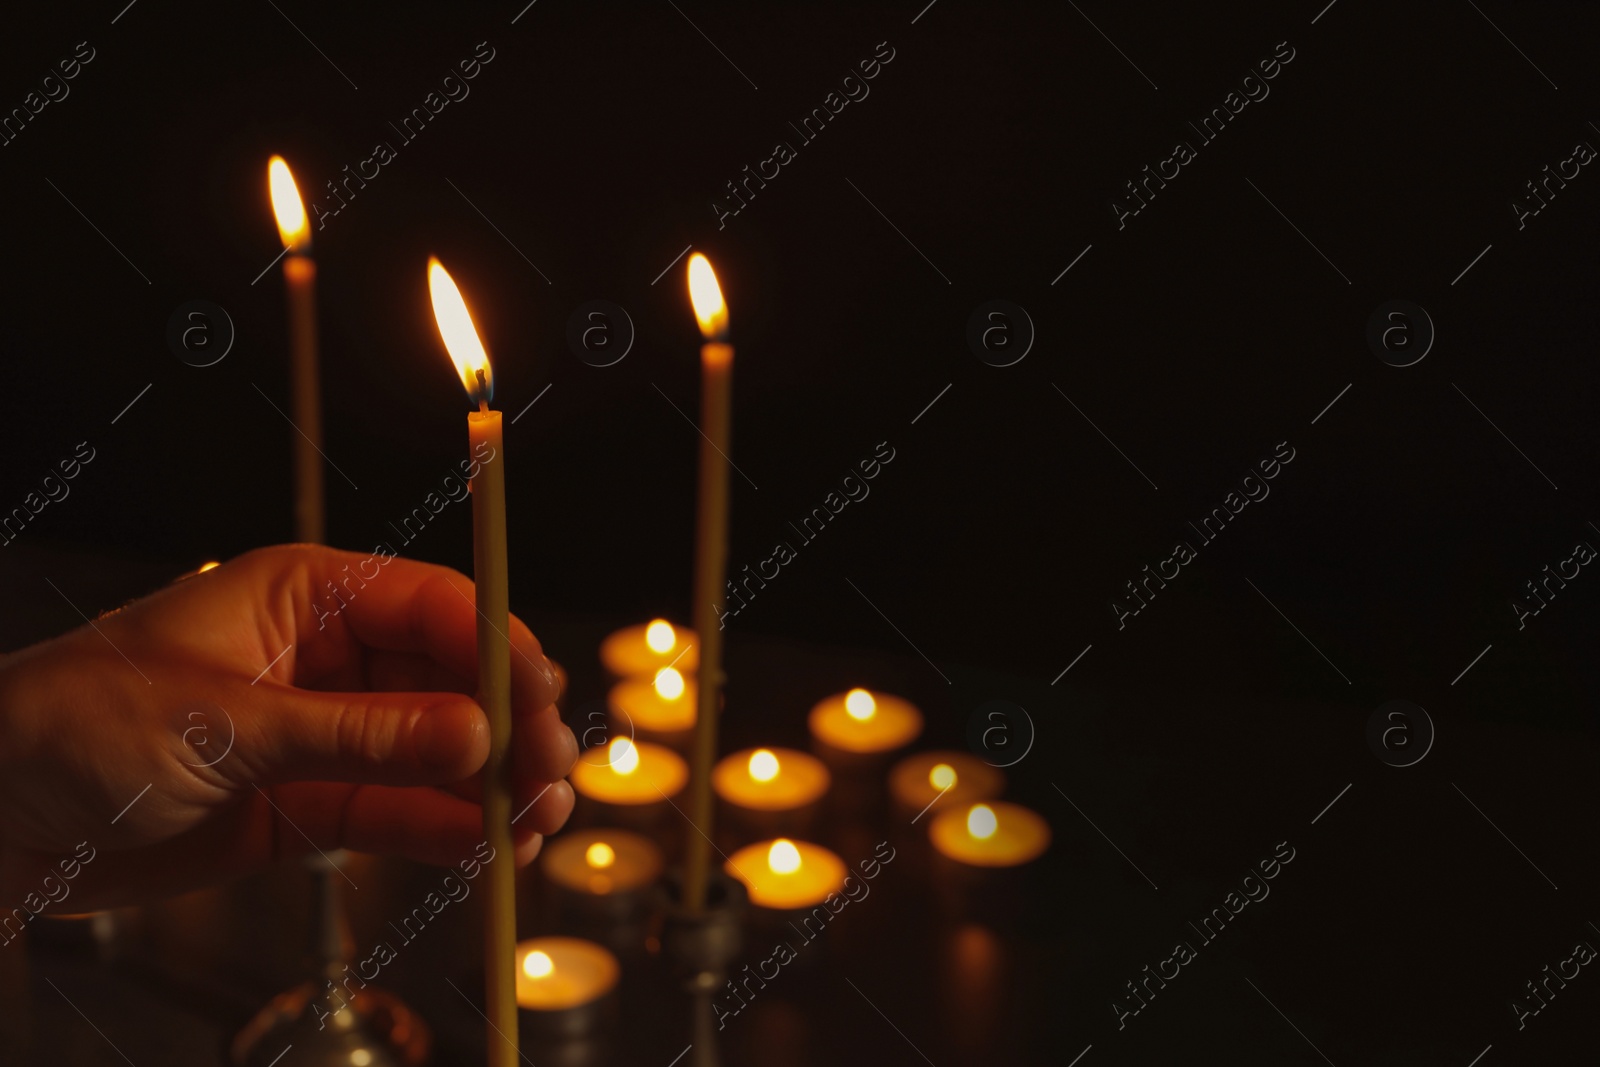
[514,937,620,1011]
[889,751,1003,815]
[808,688,923,754]
[569,737,688,805]
[599,619,698,677]
[608,667,696,733]
[929,802,1050,867]
[541,828,663,897]
[724,838,847,910]
[712,747,830,811]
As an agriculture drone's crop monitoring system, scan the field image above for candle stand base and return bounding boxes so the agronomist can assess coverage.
[232,853,429,1067]
[656,869,747,992]
[230,976,430,1067]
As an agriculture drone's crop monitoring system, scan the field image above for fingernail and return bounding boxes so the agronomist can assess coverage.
[538,654,562,697]
[418,703,485,770]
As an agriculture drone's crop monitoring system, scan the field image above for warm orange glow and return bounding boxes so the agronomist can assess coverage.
[522,950,554,979]
[767,839,801,875]
[267,156,310,252]
[645,619,676,654]
[198,561,220,574]
[427,257,493,404]
[967,804,998,840]
[608,737,640,776]
[653,667,686,701]
[845,688,877,721]
[929,763,957,790]
[687,253,728,340]
[585,842,616,870]
[748,749,780,782]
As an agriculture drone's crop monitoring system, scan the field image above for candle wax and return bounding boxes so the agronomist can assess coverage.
[929,802,1050,867]
[724,838,848,910]
[683,337,734,914]
[599,621,699,677]
[808,689,923,754]
[608,672,696,733]
[888,750,1003,814]
[283,254,323,543]
[712,747,831,811]
[541,828,663,896]
[514,937,620,1011]
[468,408,518,1056]
[569,739,689,805]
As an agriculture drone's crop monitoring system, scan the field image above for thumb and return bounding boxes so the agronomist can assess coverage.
[239,685,490,787]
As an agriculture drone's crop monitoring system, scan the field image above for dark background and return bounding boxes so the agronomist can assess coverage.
[1,1,1598,1064]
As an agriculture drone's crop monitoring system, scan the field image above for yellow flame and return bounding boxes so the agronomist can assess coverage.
[267,156,310,252]
[845,688,876,721]
[645,619,676,653]
[427,257,493,404]
[198,561,220,574]
[687,253,728,340]
[767,839,801,875]
[929,763,957,790]
[653,667,685,701]
[609,737,639,776]
[748,749,780,782]
[967,804,998,840]
[585,842,616,869]
[522,950,554,979]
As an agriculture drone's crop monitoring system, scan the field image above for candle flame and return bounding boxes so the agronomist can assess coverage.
[608,737,640,776]
[748,749,779,782]
[427,257,494,405]
[687,253,728,340]
[929,763,957,790]
[585,842,616,869]
[845,688,876,721]
[768,838,801,875]
[267,156,310,252]
[967,804,998,840]
[645,619,676,653]
[653,667,685,701]
[523,950,554,979]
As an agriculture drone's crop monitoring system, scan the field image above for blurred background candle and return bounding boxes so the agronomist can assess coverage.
[608,666,695,734]
[267,155,323,544]
[929,802,1050,867]
[889,751,1003,817]
[599,619,698,677]
[724,838,846,910]
[808,688,923,754]
[713,747,830,812]
[541,828,663,898]
[514,937,620,1037]
[569,737,688,805]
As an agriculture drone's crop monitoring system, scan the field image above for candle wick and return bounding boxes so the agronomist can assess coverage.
[476,369,490,412]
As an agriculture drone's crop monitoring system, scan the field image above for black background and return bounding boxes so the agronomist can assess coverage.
[1,1,1598,1064]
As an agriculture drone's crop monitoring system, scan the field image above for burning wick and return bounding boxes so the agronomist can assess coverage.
[845,688,876,721]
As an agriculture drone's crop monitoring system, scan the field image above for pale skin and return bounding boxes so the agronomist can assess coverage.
[0,545,577,912]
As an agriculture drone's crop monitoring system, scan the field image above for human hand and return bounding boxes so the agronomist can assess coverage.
[0,544,576,913]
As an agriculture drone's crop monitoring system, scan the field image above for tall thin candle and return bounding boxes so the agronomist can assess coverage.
[268,156,324,543]
[682,252,732,916]
[428,257,518,1065]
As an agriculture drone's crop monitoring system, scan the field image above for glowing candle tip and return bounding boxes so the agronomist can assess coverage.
[427,256,494,406]
[267,156,310,253]
[687,253,728,341]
